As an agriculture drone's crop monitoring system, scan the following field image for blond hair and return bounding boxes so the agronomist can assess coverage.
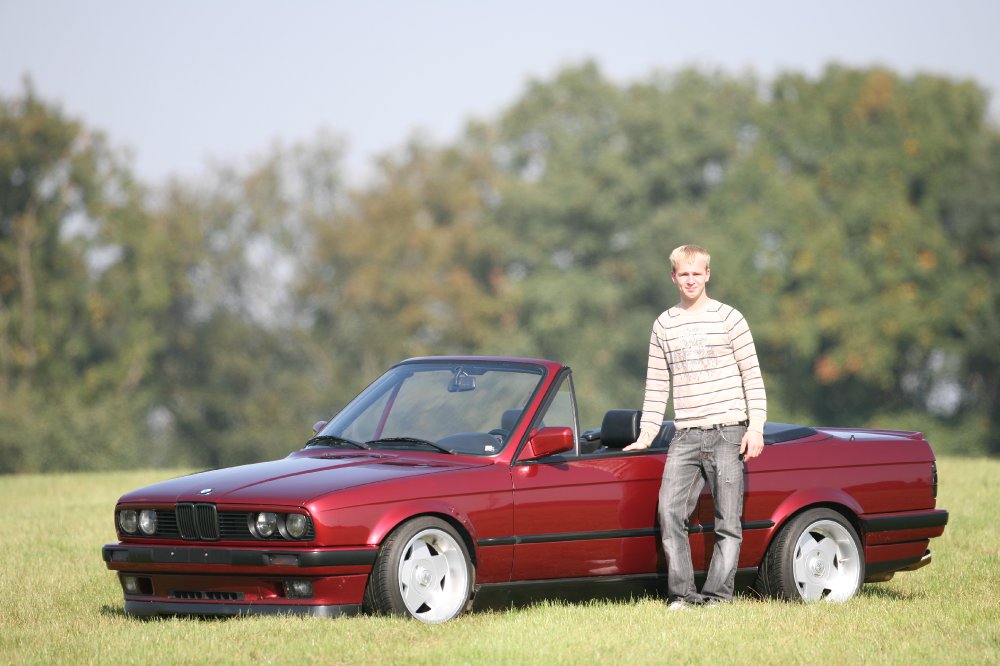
[669,244,711,271]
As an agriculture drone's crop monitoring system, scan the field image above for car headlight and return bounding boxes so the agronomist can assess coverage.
[285,513,309,539]
[255,512,278,538]
[138,509,157,535]
[119,509,138,534]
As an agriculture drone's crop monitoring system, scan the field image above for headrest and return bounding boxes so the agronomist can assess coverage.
[600,409,641,449]
[501,409,521,432]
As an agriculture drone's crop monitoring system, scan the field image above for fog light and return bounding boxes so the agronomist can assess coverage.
[139,509,157,535]
[256,512,278,538]
[122,576,142,594]
[283,580,313,599]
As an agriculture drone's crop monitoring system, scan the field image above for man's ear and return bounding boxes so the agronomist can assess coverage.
[705,267,711,282]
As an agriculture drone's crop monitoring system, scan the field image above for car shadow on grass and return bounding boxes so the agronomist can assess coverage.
[858,585,926,601]
[100,605,128,618]
[98,582,921,621]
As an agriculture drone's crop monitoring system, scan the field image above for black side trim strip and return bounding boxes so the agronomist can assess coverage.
[103,545,376,568]
[862,510,949,533]
[689,520,774,534]
[477,521,774,547]
[297,550,377,567]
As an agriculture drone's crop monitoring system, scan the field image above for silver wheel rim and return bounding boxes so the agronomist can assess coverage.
[792,519,861,602]
[397,527,469,623]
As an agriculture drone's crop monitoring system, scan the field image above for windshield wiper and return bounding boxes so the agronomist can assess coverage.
[304,435,370,450]
[366,437,454,454]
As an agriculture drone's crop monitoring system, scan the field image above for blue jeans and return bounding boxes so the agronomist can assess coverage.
[658,424,746,602]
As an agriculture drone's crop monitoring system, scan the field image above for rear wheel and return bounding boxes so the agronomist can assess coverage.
[364,517,474,623]
[757,508,864,602]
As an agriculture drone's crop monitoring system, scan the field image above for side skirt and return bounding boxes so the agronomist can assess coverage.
[471,568,760,610]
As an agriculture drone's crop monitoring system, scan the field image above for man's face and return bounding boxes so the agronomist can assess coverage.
[671,257,710,303]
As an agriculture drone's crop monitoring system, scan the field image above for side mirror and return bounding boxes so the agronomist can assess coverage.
[522,426,574,460]
[312,420,328,435]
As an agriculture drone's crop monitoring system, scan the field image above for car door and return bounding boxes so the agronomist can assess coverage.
[509,373,667,581]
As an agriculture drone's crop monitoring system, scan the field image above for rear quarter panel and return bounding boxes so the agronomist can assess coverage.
[740,430,939,568]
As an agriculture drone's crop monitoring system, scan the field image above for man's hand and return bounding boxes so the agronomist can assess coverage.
[740,429,764,460]
[623,430,655,452]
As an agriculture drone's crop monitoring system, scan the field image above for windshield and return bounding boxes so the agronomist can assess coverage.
[314,361,546,456]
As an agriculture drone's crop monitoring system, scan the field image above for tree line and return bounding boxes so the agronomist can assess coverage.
[2,62,998,473]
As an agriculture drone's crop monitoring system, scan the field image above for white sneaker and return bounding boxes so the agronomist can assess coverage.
[667,600,689,611]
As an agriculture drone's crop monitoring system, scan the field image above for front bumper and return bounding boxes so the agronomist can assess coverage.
[104,542,377,618]
[102,543,376,568]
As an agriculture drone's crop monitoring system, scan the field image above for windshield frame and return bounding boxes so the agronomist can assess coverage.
[314,359,550,457]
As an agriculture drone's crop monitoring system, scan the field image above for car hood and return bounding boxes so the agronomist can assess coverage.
[117,451,492,506]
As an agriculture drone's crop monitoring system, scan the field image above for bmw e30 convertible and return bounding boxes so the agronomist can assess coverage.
[103,356,948,622]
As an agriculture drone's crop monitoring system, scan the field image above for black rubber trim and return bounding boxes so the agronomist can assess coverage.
[124,600,361,618]
[861,510,949,533]
[688,520,774,534]
[510,366,574,464]
[865,554,926,577]
[477,521,774,547]
[103,545,376,567]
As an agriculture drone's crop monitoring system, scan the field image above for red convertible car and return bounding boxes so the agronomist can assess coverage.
[103,357,948,622]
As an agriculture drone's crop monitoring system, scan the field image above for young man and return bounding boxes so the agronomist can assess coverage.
[624,244,766,608]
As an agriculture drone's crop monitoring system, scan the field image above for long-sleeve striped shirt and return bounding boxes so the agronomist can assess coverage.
[639,299,767,440]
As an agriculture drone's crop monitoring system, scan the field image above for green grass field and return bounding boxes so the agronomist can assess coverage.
[1,458,997,665]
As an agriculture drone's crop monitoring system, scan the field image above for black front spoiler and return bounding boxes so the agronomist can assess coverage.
[124,599,361,618]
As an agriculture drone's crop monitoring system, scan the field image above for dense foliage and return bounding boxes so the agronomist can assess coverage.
[2,63,998,472]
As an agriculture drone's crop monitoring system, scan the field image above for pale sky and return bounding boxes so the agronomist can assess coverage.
[2,1,998,185]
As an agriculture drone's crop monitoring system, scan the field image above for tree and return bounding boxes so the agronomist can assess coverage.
[4,63,999,471]
[485,63,763,425]
[144,137,351,467]
[296,136,509,393]
[939,126,1000,453]
[704,68,991,447]
[0,81,152,470]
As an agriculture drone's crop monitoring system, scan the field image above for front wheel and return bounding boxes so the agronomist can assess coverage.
[364,517,474,623]
[757,508,864,602]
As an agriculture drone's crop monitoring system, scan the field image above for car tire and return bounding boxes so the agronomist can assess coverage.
[757,508,864,602]
[364,517,474,623]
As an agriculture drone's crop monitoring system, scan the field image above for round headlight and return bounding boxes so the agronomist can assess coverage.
[285,513,309,539]
[255,512,278,538]
[119,509,138,534]
[138,509,157,535]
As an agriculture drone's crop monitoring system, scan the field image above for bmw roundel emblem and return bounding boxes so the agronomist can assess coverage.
[199,488,214,495]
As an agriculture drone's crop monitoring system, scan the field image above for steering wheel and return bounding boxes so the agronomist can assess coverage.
[487,428,509,444]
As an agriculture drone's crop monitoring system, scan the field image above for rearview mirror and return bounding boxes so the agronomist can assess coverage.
[522,426,574,460]
[448,371,476,393]
[312,420,328,435]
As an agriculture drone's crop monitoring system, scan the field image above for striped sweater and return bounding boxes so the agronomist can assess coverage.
[639,299,767,439]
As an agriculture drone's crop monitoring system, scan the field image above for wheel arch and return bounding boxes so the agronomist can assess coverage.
[368,504,479,569]
[767,489,865,543]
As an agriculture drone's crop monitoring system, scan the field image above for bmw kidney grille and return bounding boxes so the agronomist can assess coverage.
[176,503,220,540]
